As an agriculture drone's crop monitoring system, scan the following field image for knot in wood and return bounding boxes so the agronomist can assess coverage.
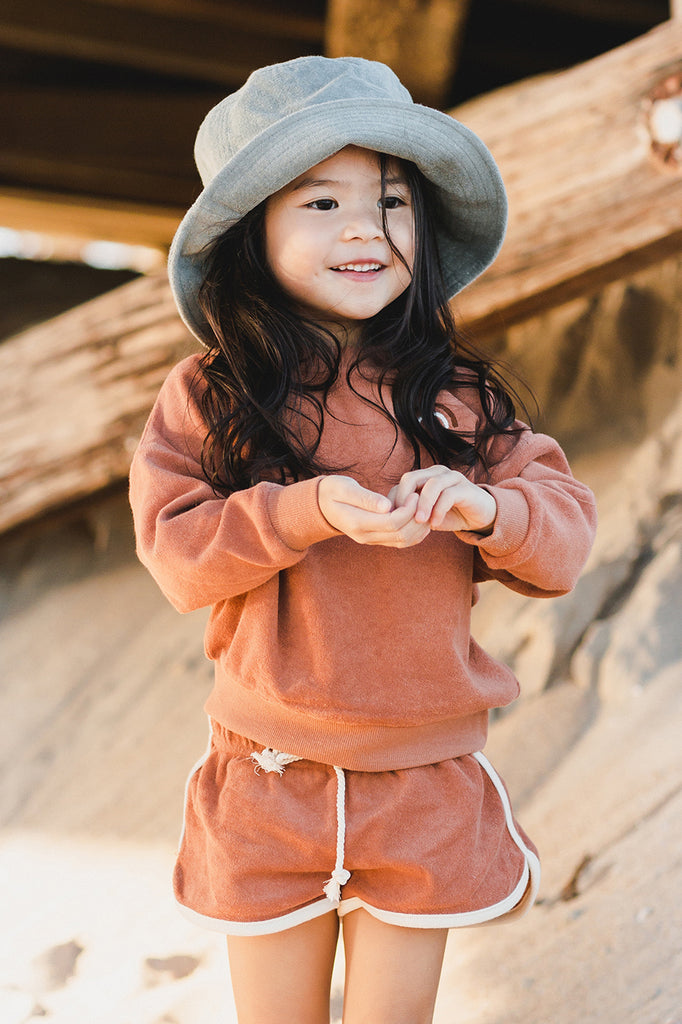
[647,71,682,169]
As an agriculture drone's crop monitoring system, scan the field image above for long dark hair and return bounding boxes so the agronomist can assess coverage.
[195,153,525,494]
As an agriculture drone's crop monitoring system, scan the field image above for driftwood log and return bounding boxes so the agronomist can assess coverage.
[0,273,197,534]
[452,17,682,332]
[1,20,682,534]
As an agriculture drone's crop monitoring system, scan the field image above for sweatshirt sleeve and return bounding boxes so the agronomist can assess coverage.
[128,356,339,612]
[455,427,597,597]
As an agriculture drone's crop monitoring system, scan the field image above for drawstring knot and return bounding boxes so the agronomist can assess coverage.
[251,748,302,775]
[323,866,351,905]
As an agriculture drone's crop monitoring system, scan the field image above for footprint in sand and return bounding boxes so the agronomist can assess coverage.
[143,955,201,987]
[29,940,84,993]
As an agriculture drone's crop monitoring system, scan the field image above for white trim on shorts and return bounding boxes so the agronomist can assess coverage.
[174,738,541,936]
[176,719,214,853]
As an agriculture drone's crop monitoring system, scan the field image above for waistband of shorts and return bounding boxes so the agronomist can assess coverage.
[205,683,489,772]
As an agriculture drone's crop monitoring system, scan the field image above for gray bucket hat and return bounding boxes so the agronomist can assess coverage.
[168,55,507,346]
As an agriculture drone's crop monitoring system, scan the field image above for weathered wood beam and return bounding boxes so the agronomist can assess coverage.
[453,18,682,332]
[325,0,471,107]
[0,187,183,250]
[509,0,666,24]
[0,274,198,535]
[0,85,214,207]
[0,0,323,85]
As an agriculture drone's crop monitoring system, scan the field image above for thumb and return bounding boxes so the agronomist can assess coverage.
[342,478,392,514]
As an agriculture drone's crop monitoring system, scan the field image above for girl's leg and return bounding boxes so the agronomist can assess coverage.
[226,911,340,1024]
[341,908,448,1024]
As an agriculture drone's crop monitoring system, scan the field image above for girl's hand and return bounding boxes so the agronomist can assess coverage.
[318,475,431,548]
[388,466,497,535]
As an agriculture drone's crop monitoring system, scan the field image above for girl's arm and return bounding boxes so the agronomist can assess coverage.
[129,358,344,612]
[390,430,597,597]
[131,360,443,612]
[130,358,430,611]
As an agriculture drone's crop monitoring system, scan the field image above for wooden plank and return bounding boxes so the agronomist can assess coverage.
[326,0,471,107]
[0,187,183,250]
[0,0,323,84]
[0,84,214,207]
[452,19,682,332]
[509,0,666,23]
[0,273,198,535]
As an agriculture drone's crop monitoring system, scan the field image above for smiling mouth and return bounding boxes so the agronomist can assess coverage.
[332,263,383,272]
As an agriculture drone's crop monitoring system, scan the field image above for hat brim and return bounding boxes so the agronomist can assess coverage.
[168,97,507,345]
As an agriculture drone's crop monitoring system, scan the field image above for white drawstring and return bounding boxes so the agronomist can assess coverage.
[251,748,350,904]
[322,765,350,905]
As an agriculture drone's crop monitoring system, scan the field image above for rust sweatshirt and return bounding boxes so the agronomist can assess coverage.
[129,354,597,771]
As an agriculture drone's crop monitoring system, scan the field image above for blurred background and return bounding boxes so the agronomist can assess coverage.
[1,3,681,1023]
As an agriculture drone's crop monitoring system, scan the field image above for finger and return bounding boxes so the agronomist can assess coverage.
[393,466,449,508]
[388,525,431,548]
[429,486,466,528]
[413,475,461,524]
[336,477,392,515]
[430,486,496,531]
[372,518,431,548]
[390,498,432,545]
[339,492,419,540]
[383,493,420,530]
[388,500,432,547]
[413,480,443,523]
[360,494,421,539]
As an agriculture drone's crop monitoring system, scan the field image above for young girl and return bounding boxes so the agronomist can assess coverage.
[129,56,597,1024]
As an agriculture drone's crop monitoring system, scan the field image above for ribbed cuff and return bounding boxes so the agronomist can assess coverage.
[268,478,341,552]
[456,485,530,557]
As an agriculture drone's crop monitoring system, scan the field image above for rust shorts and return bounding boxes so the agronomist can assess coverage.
[173,721,540,936]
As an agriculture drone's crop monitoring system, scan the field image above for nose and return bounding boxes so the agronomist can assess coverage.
[340,202,384,241]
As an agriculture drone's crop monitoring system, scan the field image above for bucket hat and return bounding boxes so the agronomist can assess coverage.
[168,55,507,346]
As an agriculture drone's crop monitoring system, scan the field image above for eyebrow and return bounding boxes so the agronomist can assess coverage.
[289,174,409,192]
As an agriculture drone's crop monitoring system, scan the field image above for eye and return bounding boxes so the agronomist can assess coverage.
[378,195,408,210]
[306,198,338,211]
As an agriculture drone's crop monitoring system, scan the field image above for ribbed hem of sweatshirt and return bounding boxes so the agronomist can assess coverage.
[267,477,341,551]
[205,683,489,772]
[455,485,530,557]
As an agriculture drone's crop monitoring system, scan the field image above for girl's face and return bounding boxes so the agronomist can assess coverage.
[264,146,414,340]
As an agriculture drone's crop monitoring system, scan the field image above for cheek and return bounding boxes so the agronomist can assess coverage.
[393,238,415,293]
[269,243,313,297]
[402,222,417,272]
[388,219,415,276]
[265,206,297,273]
[264,216,285,275]
[265,234,322,309]
[266,222,316,284]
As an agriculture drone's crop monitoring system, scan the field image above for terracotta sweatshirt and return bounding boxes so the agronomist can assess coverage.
[129,354,597,771]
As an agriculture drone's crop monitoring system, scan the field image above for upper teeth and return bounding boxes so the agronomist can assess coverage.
[335,263,381,272]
